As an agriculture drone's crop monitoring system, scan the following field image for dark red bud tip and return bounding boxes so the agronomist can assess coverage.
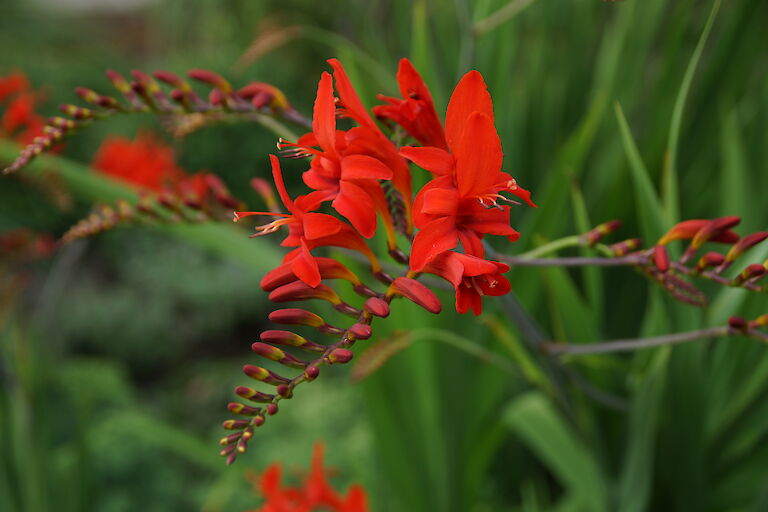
[225,451,238,465]
[276,384,293,398]
[253,415,266,427]
[349,323,372,340]
[653,245,670,273]
[266,403,279,415]
[391,277,442,314]
[328,348,354,364]
[729,316,748,332]
[304,366,320,381]
[364,297,390,317]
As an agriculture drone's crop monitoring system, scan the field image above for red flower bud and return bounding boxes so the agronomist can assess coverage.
[268,308,325,328]
[364,297,390,318]
[276,384,293,398]
[696,252,725,273]
[390,277,442,314]
[304,366,320,381]
[243,364,290,385]
[251,342,308,368]
[328,348,354,364]
[728,316,748,332]
[724,231,768,263]
[187,69,232,94]
[609,238,642,257]
[268,281,342,305]
[227,402,263,416]
[235,386,275,403]
[653,245,670,273]
[220,432,243,446]
[259,330,325,352]
[349,323,372,340]
[222,419,250,430]
[266,403,279,415]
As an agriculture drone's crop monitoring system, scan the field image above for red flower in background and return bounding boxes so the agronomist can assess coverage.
[92,133,189,192]
[0,72,46,145]
[373,58,448,150]
[246,443,368,512]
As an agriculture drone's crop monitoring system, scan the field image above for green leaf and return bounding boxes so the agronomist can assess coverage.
[505,392,608,512]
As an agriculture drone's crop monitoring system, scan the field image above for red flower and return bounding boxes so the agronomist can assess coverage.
[0,71,46,145]
[0,72,29,103]
[373,58,448,150]
[248,443,369,512]
[235,155,381,287]
[92,133,188,192]
[401,70,535,271]
[423,251,511,315]
[282,72,394,240]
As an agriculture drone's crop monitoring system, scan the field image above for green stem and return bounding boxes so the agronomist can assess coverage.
[516,235,583,259]
[407,328,518,374]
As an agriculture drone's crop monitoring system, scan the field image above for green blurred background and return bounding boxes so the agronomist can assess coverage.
[1,0,768,510]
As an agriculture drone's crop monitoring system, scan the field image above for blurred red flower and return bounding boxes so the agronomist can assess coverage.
[91,132,189,192]
[246,443,368,512]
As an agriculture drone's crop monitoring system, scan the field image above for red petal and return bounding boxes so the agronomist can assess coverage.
[332,181,378,238]
[340,154,392,180]
[410,216,458,271]
[455,112,502,197]
[399,146,454,175]
[312,73,337,155]
[327,59,378,131]
[303,212,343,239]
[445,70,494,150]
[269,155,294,211]
[290,240,321,287]
[422,187,459,216]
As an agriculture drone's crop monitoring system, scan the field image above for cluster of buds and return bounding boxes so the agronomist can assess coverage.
[0,71,46,146]
[727,314,768,344]
[2,68,303,175]
[222,58,535,462]
[246,443,368,512]
[61,133,243,243]
[584,217,768,306]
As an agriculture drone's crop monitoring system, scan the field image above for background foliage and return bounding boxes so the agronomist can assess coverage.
[1,0,767,510]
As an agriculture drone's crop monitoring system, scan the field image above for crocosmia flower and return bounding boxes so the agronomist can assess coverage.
[246,443,368,512]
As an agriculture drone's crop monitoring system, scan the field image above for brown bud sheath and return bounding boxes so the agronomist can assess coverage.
[391,277,442,314]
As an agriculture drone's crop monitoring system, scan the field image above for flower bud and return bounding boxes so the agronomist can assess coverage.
[349,323,372,340]
[653,245,670,273]
[220,432,243,446]
[304,366,320,381]
[153,70,192,93]
[252,342,309,368]
[733,264,766,285]
[328,348,354,364]
[364,297,390,317]
[188,69,233,94]
[728,316,748,332]
[260,330,325,352]
[276,384,293,398]
[269,308,325,328]
[268,281,342,305]
[235,386,275,403]
[724,232,768,264]
[243,364,290,385]
[59,104,93,120]
[106,69,132,95]
[695,252,725,273]
[391,277,442,314]
[266,403,279,415]
[222,419,250,430]
[253,415,266,427]
[227,402,263,416]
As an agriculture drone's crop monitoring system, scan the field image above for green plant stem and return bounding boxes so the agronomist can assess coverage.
[515,235,583,259]
[407,328,518,374]
[473,0,540,36]
[543,326,730,356]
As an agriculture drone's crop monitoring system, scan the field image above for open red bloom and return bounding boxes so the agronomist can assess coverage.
[401,70,535,270]
[92,133,189,192]
[235,155,381,287]
[423,251,511,315]
[282,72,394,241]
[0,72,46,145]
[248,443,368,512]
[373,58,447,150]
